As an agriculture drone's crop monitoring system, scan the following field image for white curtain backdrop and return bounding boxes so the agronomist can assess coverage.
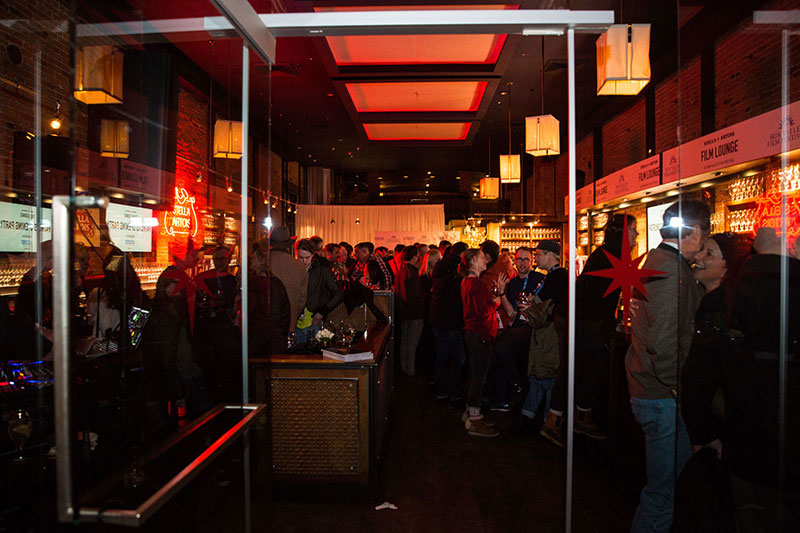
[295,204,445,245]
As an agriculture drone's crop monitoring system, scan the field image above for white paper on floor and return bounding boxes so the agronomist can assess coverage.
[374,502,398,510]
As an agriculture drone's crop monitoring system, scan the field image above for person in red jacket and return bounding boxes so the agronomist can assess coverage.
[460,248,507,437]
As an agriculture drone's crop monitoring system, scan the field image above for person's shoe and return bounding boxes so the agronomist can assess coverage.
[490,402,511,412]
[465,417,499,438]
[540,411,565,448]
[574,408,608,440]
[461,411,495,427]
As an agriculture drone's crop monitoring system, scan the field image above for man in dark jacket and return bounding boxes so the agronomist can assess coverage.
[430,242,468,402]
[395,245,423,377]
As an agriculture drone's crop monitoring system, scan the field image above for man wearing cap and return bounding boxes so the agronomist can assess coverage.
[269,226,308,333]
[626,200,709,533]
[515,240,567,427]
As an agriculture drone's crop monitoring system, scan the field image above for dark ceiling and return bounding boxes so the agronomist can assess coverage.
[116,0,749,197]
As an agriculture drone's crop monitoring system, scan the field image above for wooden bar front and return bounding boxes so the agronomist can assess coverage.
[250,291,394,497]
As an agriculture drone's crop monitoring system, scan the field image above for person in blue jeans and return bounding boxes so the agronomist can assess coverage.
[625,200,709,533]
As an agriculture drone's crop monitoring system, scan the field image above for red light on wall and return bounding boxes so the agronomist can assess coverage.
[346,81,487,113]
[363,122,471,141]
[753,188,800,241]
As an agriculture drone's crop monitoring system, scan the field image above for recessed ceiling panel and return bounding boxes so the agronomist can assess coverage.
[315,5,517,65]
[346,81,487,112]
[363,123,471,141]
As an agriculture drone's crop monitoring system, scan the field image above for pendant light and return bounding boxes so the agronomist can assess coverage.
[500,82,521,184]
[74,46,123,104]
[214,41,243,159]
[526,37,560,157]
[481,138,500,199]
[596,24,651,96]
[100,119,129,158]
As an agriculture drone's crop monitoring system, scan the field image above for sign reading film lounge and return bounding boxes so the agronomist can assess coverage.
[0,201,52,252]
[663,99,800,184]
[595,154,661,204]
[563,182,596,213]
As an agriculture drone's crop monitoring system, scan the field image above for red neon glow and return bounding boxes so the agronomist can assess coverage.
[753,188,800,241]
[315,5,516,66]
[363,122,471,141]
[163,187,199,238]
[346,81,487,113]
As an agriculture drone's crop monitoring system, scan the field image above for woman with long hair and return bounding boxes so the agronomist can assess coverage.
[460,248,507,437]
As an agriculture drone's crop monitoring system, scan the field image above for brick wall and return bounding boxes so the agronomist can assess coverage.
[1,0,88,189]
[576,133,593,184]
[715,0,800,129]
[176,82,208,191]
[655,56,702,153]
[602,99,647,176]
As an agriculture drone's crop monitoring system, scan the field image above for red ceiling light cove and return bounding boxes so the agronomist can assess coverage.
[346,81,487,113]
[363,123,471,141]
[315,5,517,66]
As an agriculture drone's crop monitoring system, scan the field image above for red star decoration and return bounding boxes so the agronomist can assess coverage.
[585,216,665,324]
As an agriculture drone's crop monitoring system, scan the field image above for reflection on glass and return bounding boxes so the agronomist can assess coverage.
[7,409,32,463]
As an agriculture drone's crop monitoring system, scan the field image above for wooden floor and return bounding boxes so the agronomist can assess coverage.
[245,376,642,533]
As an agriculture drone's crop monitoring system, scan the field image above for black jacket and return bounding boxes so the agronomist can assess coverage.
[306,256,343,319]
[682,254,800,489]
[428,255,464,330]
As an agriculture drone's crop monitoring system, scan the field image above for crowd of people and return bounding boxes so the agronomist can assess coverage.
[5,201,800,531]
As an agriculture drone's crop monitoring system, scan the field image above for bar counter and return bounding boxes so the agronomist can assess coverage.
[250,314,395,498]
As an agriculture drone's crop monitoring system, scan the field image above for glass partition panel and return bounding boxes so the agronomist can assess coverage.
[1,0,268,529]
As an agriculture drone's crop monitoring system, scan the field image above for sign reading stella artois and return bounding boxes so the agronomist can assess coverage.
[163,187,199,238]
[753,188,800,241]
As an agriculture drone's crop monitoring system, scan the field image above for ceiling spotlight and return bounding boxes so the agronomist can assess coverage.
[501,218,506,224]
[355,217,360,224]
[287,205,292,212]
[196,171,203,183]
[425,183,430,188]
[330,218,335,224]
[427,171,431,175]
[272,200,279,208]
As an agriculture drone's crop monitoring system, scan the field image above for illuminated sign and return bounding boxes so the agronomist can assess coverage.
[163,187,198,238]
[753,188,800,242]
[106,203,153,252]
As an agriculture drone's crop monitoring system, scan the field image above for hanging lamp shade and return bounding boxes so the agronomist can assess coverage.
[499,154,521,184]
[596,24,651,96]
[74,46,124,104]
[525,115,560,156]
[100,119,129,158]
[479,176,500,199]
[213,119,243,159]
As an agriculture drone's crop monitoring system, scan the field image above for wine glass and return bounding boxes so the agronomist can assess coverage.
[7,409,32,463]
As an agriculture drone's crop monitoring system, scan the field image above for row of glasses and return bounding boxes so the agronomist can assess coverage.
[729,208,757,233]
[729,175,765,202]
